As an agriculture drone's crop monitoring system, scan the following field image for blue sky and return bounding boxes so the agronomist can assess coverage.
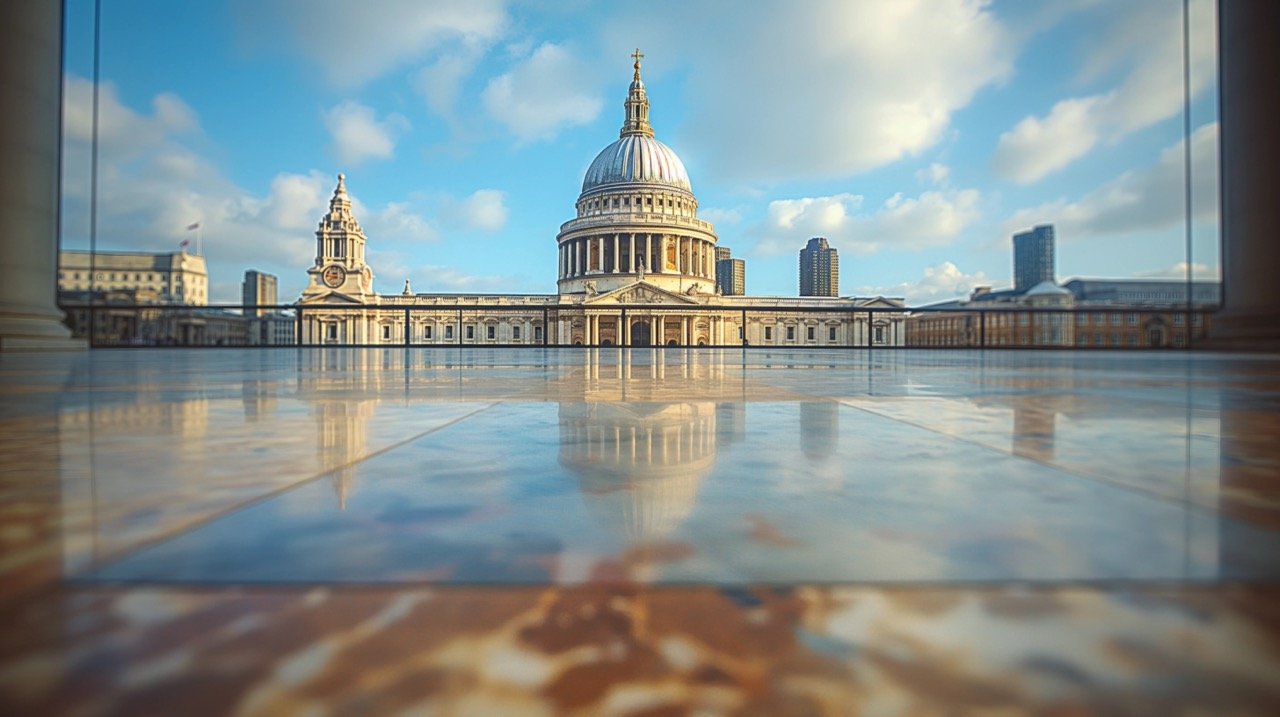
[60,0,1220,304]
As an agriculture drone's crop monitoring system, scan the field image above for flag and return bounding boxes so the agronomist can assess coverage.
[186,222,200,231]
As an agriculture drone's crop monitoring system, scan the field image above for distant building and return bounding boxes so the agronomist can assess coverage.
[1062,279,1219,306]
[906,279,1218,348]
[1013,225,1055,293]
[799,237,838,297]
[242,270,278,317]
[715,246,745,296]
[58,250,208,305]
[297,55,906,347]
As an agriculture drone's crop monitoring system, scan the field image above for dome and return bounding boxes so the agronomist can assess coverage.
[581,135,692,195]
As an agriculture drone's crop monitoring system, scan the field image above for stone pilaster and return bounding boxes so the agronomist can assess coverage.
[1211,0,1280,348]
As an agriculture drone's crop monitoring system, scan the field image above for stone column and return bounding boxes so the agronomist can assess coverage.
[0,1,79,349]
[613,234,620,273]
[656,315,665,346]
[1213,0,1280,347]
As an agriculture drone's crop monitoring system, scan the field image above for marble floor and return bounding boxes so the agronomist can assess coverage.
[2,348,1279,715]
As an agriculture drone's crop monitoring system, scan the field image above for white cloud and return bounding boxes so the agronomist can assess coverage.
[991,96,1104,183]
[364,202,440,245]
[482,43,603,143]
[323,101,409,165]
[235,0,508,88]
[992,0,1215,183]
[915,163,951,186]
[1003,122,1218,241]
[442,189,508,232]
[602,0,1012,183]
[60,76,435,302]
[856,262,992,305]
[415,49,485,119]
[750,188,981,257]
[1136,262,1219,280]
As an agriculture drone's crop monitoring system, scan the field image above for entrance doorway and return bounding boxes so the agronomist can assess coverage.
[630,320,651,347]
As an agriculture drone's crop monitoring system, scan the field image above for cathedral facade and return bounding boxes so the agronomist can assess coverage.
[298,53,904,347]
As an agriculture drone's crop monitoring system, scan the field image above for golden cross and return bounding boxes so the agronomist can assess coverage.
[631,48,644,65]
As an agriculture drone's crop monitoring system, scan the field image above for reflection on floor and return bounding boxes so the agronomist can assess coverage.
[2,348,1279,714]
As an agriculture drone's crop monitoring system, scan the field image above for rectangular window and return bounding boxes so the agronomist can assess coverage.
[874,326,885,343]
[1094,333,1102,345]
[512,326,521,340]
[764,326,773,341]
[424,325,433,339]
[535,326,542,341]
[1094,312,1105,323]
[786,326,796,341]
[828,327,836,341]
[326,324,337,340]
[1127,313,1138,325]
[1173,314,1184,326]
[382,325,390,340]
[806,326,815,341]
[1110,314,1122,325]
[487,325,495,340]
[1076,313,1088,326]
[445,325,454,339]
[466,325,475,340]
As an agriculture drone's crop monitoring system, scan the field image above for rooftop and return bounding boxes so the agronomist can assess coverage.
[2,347,1279,713]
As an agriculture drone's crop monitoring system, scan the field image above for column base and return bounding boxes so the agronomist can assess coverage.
[1205,311,1280,351]
[0,313,86,351]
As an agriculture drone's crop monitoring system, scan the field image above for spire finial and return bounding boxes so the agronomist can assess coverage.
[620,49,653,138]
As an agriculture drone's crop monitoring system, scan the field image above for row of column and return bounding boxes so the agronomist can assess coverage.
[559,233,714,280]
[563,415,714,466]
[576,313,729,346]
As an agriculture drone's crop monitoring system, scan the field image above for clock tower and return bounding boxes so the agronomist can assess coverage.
[302,174,376,301]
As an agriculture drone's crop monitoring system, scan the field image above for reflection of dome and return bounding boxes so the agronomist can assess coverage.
[582,135,692,195]
[560,402,716,544]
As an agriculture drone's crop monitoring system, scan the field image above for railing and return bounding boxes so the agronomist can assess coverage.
[56,301,1217,350]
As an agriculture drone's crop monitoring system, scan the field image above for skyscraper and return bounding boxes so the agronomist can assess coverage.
[799,237,838,297]
[1013,225,1056,293]
[715,246,745,296]
[242,270,278,317]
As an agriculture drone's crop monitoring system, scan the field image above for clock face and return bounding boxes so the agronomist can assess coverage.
[322,265,346,288]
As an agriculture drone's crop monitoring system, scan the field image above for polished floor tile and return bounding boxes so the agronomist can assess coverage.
[3,347,1280,714]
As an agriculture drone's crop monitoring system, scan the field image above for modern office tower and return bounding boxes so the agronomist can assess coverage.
[242,270,278,316]
[715,246,745,296]
[1013,224,1056,293]
[799,237,838,297]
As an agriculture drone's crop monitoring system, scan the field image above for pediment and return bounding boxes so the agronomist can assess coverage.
[299,290,365,305]
[858,296,905,309]
[587,281,700,305]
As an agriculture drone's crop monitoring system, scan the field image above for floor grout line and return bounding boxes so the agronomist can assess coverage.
[78,400,506,577]
[831,396,1254,529]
